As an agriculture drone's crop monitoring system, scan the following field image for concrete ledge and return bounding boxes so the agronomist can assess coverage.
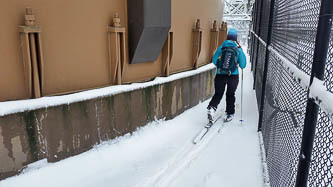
[0,65,215,180]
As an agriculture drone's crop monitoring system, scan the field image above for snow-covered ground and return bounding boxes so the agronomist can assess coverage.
[0,50,265,187]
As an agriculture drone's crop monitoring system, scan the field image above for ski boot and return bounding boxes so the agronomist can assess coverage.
[224,114,234,122]
[207,106,216,125]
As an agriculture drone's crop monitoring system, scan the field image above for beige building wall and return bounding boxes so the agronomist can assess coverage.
[0,0,224,102]
[170,0,224,73]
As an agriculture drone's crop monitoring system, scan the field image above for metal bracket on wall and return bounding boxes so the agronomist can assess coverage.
[161,32,174,77]
[218,21,228,46]
[192,19,203,69]
[107,13,126,85]
[209,20,219,61]
[19,7,44,99]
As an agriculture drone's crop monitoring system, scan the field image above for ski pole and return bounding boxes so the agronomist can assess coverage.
[236,40,244,123]
[240,68,244,123]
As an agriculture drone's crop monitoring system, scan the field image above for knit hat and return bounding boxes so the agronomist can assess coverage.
[227,28,238,41]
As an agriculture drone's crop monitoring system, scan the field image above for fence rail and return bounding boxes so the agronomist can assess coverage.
[249,0,333,186]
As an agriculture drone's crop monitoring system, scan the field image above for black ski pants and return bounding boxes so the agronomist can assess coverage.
[208,74,239,115]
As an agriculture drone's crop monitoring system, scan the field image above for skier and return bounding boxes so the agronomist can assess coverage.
[207,28,246,122]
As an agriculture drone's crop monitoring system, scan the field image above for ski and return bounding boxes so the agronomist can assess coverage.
[218,119,231,133]
[193,114,224,144]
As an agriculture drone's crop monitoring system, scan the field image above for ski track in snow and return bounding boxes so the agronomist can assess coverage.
[137,115,229,187]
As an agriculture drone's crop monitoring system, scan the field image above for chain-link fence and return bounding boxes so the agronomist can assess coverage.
[249,0,333,186]
[307,30,333,187]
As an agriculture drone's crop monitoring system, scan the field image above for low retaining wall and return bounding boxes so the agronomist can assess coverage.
[0,66,215,180]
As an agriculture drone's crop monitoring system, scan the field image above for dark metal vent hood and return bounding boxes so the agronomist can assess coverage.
[127,0,171,64]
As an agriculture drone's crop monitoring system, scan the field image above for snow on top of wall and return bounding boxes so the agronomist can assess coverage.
[309,78,333,121]
[268,46,311,90]
[0,64,215,117]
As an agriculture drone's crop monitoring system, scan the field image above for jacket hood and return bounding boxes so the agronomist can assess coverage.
[222,40,237,48]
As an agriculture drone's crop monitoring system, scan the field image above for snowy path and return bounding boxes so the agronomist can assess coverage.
[169,65,264,187]
[143,61,263,187]
[0,54,264,187]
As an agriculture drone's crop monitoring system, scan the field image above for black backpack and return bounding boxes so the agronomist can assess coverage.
[216,46,238,75]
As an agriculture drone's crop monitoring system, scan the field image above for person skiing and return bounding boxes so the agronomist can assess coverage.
[207,28,246,123]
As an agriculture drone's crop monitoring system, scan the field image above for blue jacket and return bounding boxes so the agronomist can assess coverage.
[212,40,246,75]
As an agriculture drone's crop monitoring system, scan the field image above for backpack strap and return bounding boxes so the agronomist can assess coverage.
[231,46,239,64]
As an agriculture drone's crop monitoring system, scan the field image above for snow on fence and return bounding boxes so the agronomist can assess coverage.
[249,0,333,186]
[310,78,333,122]
[268,46,311,92]
[268,46,333,122]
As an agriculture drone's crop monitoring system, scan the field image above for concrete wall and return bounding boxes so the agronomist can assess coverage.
[0,68,215,180]
[0,0,224,101]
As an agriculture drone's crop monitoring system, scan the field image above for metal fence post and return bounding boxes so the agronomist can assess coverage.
[295,0,333,186]
[257,0,276,132]
[250,0,259,69]
[252,0,264,89]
